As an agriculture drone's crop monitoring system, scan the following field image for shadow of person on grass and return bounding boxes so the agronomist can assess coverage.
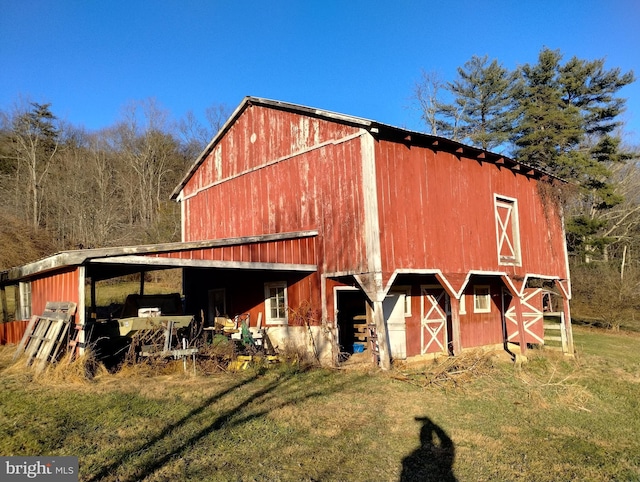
[400,416,456,482]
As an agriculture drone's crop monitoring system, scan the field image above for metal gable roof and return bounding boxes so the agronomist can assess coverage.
[170,96,563,201]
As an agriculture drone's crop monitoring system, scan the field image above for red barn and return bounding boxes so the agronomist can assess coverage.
[1,97,573,368]
[172,97,573,367]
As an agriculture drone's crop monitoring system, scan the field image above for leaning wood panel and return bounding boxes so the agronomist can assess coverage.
[35,319,66,373]
[24,320,50,366]
[12,316,39,359]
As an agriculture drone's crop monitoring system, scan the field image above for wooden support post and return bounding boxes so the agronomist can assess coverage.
[1,286,8,322]
[139,271,145,296]
[555,280,575,356]
[14,286,21,320]
[90,278,97,321]
[371,299,391,370]
[513,296,528,357]
[561,296,574,356]
[449,297,462,355]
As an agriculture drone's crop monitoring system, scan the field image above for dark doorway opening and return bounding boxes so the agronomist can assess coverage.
[336,289,368,355]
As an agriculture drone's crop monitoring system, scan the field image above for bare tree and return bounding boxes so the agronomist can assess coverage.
[412,70,444,136]
[178,102,232,159]
[412,70,466,140]
[5,101,61,228]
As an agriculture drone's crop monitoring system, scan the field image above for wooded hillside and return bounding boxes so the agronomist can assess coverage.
[0,99,230,264]
[1,48,638,329]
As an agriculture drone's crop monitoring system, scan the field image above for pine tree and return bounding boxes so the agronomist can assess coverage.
[512,48,635,259]
[439,55,517,151]
[513,48,634,183]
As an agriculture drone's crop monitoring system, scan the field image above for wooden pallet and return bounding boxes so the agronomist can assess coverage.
[14,301,77,373]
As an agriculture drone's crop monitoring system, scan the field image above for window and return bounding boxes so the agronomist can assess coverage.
[494,195,521,266]
[18,281,31,319]
[474,285,491,313]
[265,281,288,324]
[390,286,412,316]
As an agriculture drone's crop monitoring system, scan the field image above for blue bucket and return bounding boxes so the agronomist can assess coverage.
[352,343,365,353]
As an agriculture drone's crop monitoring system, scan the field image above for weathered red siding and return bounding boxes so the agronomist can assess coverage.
[182,105,369,275]
[375,140,568,282]
[458,283,504,348]
[182,269,321,326]
[150,236,317,266]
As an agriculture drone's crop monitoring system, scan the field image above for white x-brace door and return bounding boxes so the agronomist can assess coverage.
[420,286,449,354]
[503,288,544,344]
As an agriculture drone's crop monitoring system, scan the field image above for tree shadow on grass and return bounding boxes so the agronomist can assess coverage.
[86,368,365,482]
[399,416,456,482]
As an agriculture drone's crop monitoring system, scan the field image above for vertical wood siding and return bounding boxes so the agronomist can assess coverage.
[149,236,317,266]
[374,140,568,282]
[458,282,504,348]
[182,268,321,327]
[182,105,368,275]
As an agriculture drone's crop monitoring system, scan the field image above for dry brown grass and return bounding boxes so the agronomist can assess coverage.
[1,328,640,481]
[38,349,108,385]
[0,211,58,270]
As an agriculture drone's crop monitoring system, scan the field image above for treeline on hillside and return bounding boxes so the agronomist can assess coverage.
[412,47,639,329]
[0,98,230,262]
[1,48,639,328]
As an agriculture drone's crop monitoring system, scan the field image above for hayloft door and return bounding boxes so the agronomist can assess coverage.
[383,293,407,359]
[420,286,449,354]
[502,288,544,344]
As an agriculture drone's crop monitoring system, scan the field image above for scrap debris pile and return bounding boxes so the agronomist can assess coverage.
[13,295,280,375]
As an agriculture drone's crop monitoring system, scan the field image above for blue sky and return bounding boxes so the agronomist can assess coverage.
[1,0,639,144]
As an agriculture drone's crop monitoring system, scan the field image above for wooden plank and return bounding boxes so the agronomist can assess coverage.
[48,322,71,367]
[559,312,568,353]
[67,323,83,362]
[38,311,77,322]
[44,301,72,310]
[35,320,67,372]
[35,319,66,373]
[12,315,39,361]
[25,319,51,366]
[35,320,62,359]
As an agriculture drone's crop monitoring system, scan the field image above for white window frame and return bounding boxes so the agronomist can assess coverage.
[494,195,522,266]
[18,281,31,320]
[459,293,466,315]
[390,285,412,317]
[264,281,288,325]
[473,285,491,313]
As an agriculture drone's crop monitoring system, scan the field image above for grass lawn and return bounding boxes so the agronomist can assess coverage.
[1,326,639,481]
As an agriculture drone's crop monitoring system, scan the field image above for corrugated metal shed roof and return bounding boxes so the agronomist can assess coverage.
[0,230,318,284]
